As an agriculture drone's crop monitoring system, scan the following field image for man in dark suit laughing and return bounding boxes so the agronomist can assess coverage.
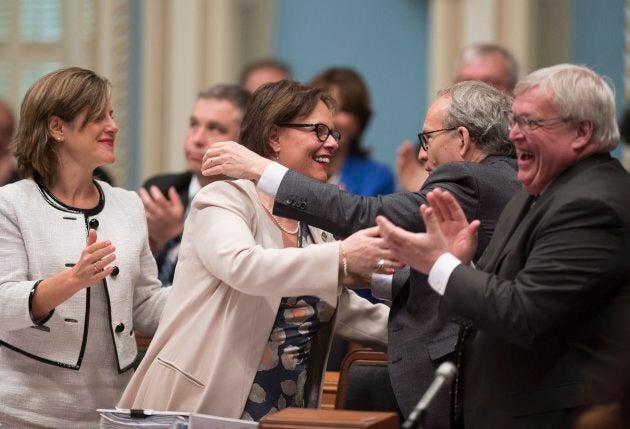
[378,64,630,429]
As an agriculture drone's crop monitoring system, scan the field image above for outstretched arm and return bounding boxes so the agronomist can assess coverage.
[376,189,480,274]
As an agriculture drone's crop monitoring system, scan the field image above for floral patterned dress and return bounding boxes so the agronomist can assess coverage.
[241,224,335,421]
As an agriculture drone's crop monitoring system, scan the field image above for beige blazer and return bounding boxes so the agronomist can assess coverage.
[119,179,388,418]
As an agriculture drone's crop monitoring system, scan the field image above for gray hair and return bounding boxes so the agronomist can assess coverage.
[438,80,515,157]
[456,43,519,91]
[515,64,619,151]
[197,84,251,121]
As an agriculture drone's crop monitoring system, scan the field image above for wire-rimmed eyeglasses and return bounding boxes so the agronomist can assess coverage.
[417,127,456,151]
[507,113,566,132]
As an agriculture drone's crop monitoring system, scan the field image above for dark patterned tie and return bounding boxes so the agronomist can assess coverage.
[157,238,180,286]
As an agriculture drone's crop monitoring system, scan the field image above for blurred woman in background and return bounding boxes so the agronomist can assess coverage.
[310,67,395,197]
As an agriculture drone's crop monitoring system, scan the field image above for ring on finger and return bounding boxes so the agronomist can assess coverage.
[93,263,100,274]
[375,258,385,271]
[209,157,214,165]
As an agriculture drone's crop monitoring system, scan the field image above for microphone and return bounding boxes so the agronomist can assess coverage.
[401,361,457,429]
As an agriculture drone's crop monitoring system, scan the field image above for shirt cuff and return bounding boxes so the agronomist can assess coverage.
[427,253,462,296]
[371,273,393,302]
[29,280,55,325]
[258,162,289,197]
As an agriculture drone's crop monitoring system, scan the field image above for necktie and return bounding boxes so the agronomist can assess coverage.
[158,238,180,286]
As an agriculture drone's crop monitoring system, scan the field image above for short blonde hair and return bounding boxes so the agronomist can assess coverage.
[515,64,619,151]
[13,67,111,180]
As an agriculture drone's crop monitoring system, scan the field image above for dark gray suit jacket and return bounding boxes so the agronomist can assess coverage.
[274,155,520,428]
[142,171,193,284]
[442,154,630,429]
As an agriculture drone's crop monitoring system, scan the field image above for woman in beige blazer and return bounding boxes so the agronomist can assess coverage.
[119,80,394,421]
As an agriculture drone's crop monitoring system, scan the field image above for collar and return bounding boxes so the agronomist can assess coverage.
[35,178,105,216]
[188,175,202,202]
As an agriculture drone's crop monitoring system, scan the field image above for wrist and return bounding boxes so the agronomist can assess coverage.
[339,241,349,279]
[64,267,84,295]
[253,159,272,182]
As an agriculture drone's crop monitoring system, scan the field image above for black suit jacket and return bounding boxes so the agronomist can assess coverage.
[142,171,193,282]
[274,155,520,427]
[441,154,630,429]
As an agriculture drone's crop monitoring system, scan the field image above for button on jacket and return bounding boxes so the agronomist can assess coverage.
[0,179,167,372]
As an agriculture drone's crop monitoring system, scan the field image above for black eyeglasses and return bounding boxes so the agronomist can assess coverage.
[507,113,566,132]
[417,127,456,151]
[276,123,341,143]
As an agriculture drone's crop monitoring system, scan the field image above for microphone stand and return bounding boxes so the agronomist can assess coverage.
[401,361,457,429]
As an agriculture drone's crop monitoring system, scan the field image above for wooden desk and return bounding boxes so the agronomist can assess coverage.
[260,408,398,429]
[321,371,339,410]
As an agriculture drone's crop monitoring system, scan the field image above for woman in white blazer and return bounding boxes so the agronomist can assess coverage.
[0,68,168,428]
[119,80,396,421]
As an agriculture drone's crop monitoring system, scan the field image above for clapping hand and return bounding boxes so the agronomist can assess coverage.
[396,139,428,192]
[72,228,116,285]
[376,189,480,274]
[139,185,184,252]
[426,188,479,264]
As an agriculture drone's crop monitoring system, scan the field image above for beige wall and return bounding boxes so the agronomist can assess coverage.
[138,0,274,184]
[427,0,571,97]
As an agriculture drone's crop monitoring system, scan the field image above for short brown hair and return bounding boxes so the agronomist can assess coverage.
[13,67,111,180]
[309,68,372,157]
[239,80,335,159]
[197,84,251,122]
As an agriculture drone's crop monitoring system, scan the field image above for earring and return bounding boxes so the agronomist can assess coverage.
[275,152,279,162]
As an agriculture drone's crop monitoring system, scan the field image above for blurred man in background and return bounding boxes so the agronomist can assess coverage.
[240,58,292,93]
[140,84,250,286]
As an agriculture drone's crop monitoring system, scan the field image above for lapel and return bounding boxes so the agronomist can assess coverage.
[478,154,615,274]
[477,190,536,273]
[307,224,331,245]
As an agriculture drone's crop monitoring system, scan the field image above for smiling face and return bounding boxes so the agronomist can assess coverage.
[272,101,339,183]
[418,95,461,173]
[184,97,241,176]
[56,100,118,171]
[509,86,580,195]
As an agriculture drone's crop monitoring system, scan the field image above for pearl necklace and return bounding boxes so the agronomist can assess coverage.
[261,202,300,235]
